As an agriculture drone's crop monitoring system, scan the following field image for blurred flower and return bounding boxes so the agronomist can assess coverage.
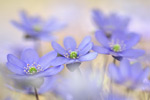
[104,93,131,100]
[140,78,150,92]
[6,48,64,78]
[4,97,13,100]
[12,11,65,41]
[52,65,131,100]
[6,76,56,94]
[92,9,129,38]
[93,30,145,60]
[52,66,102,100]
[108,59,149,89]
[51,36,97,70]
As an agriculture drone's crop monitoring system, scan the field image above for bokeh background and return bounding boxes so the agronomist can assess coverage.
[0,0,150,100]
[1,0,150,61]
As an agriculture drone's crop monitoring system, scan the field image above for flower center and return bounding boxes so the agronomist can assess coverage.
[24,63,43,74]
[70,51,77,59]
[113,44,121,52]
[29,67,37,74]
[33,25,41,32]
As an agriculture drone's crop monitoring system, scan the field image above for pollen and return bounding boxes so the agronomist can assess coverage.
[113,44,121,52]
[24,63,43,74]
[33,25,41,32]
[70,51,77,59]
[29,67,37,74]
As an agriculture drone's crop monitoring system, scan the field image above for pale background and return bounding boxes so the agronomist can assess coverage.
[0,0,150,100]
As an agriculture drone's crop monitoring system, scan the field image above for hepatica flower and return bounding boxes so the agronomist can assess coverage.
[92,9,129,37]
[51,36,98,69]
[93,30,145,60]
[12,11,65,41]
[6,48,64,78]
[108,59,149,89]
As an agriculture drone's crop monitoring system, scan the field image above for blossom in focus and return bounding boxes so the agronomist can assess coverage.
[51,36,98,70]
[108,59,149,89]
[92,9,129,38]
[12,11,65,41]
[6,48,64,78]
[93,30,145,60]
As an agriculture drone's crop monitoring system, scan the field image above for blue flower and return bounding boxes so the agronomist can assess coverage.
[6,48,64,78]
[50,36,98,66]
[92,9,129,37]
[12,11,65,41]
[108,59,149,89]
[93,30,145,59]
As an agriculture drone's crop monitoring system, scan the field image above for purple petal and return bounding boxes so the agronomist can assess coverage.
[11,21,28,31]
[38,77,56,94]
[78,36,91,50]
[7,54,26,68]
[79,52,98,61]
[20,10,30,26]
[78,43,93,56]
[95,30,110,47]
[63,37,76,50]
[92,45,110,54]
[120,59,130,79]
[38,51,57,70]
[50,57,70,66]
[131,62,142,80]
[136,67,150,83]
[21,49,39,64]
[51,42,66,55]
[38,34,56,41]
[6,62,25,75]
[125,33,140,49]
[121,49,145,58]
[35,65,64,77]
[92,9,104,28]
[108,64,122,83]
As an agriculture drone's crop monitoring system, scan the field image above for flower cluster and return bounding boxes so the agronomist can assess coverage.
[2,8,149,100]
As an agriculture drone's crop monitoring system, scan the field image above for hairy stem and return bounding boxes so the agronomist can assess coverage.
[34,87,39,100]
